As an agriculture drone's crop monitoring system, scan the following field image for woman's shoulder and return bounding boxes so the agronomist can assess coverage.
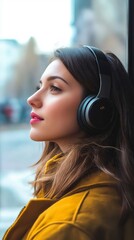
[40,171,122,227]
[26,171,134,239]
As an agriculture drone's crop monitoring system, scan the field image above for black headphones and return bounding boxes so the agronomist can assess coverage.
[77,46,115,134]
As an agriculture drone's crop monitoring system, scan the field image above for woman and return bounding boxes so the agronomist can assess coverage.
[3,46,134,239]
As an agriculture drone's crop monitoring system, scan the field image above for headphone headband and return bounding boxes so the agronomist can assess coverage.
[83,45,111,99]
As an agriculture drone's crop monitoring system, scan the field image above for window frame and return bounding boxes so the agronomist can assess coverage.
[128,0,134,84]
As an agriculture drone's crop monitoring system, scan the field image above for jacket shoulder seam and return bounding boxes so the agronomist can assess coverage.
[36,221,90,238]
[72,190,89,222]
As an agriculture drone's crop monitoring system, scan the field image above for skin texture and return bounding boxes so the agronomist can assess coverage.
[27,59,85,151]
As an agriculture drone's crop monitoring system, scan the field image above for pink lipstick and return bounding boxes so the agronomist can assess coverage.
[30,112,44,124]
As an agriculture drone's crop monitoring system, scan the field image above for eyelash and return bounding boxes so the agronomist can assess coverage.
[50,85,62,92]
[35,85,61,92]
[36,86,40,91]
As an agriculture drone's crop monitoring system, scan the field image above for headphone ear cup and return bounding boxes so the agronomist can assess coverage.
[77,95,94,131]
[77,96,115,134]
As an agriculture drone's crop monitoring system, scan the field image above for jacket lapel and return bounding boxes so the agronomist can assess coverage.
[3,198,56,240]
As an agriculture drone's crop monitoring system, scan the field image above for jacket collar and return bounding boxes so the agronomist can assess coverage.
[38,154,117,199]
[62,170,118,198]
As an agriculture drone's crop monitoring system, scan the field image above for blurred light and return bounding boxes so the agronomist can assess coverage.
[0,0,72,52]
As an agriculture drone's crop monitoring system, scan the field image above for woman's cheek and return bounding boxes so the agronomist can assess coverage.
[44,93,80,122]
[44,96,67,113]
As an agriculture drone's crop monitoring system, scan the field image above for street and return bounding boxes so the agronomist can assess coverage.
[0,124,42,238]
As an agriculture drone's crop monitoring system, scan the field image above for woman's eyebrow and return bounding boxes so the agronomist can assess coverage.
[47,76,69,85]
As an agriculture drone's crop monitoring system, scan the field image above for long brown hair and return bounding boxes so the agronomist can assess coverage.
[32,46,134,218]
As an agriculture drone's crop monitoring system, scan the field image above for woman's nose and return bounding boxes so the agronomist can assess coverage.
[27,93,42,108]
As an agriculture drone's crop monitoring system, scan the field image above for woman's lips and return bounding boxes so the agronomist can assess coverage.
[30,112,44,124]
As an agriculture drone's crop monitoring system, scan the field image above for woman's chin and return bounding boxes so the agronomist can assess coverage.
[29,131,43,141]
[30,135,40,141]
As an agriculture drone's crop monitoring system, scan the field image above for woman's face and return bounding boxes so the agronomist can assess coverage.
[27,59,85,151]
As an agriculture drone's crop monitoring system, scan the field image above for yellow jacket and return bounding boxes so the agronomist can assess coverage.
[3,157,134,240]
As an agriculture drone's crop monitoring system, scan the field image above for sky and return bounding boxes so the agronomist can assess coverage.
[0,0,72,52]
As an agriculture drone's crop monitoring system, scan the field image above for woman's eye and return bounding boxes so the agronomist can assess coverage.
[35,85,61,93]
[50,85,61,92]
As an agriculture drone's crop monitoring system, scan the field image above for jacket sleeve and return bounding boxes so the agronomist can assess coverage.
[26,222,91,240]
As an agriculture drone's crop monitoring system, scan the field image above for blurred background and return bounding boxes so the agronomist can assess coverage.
[0,0,128,237]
